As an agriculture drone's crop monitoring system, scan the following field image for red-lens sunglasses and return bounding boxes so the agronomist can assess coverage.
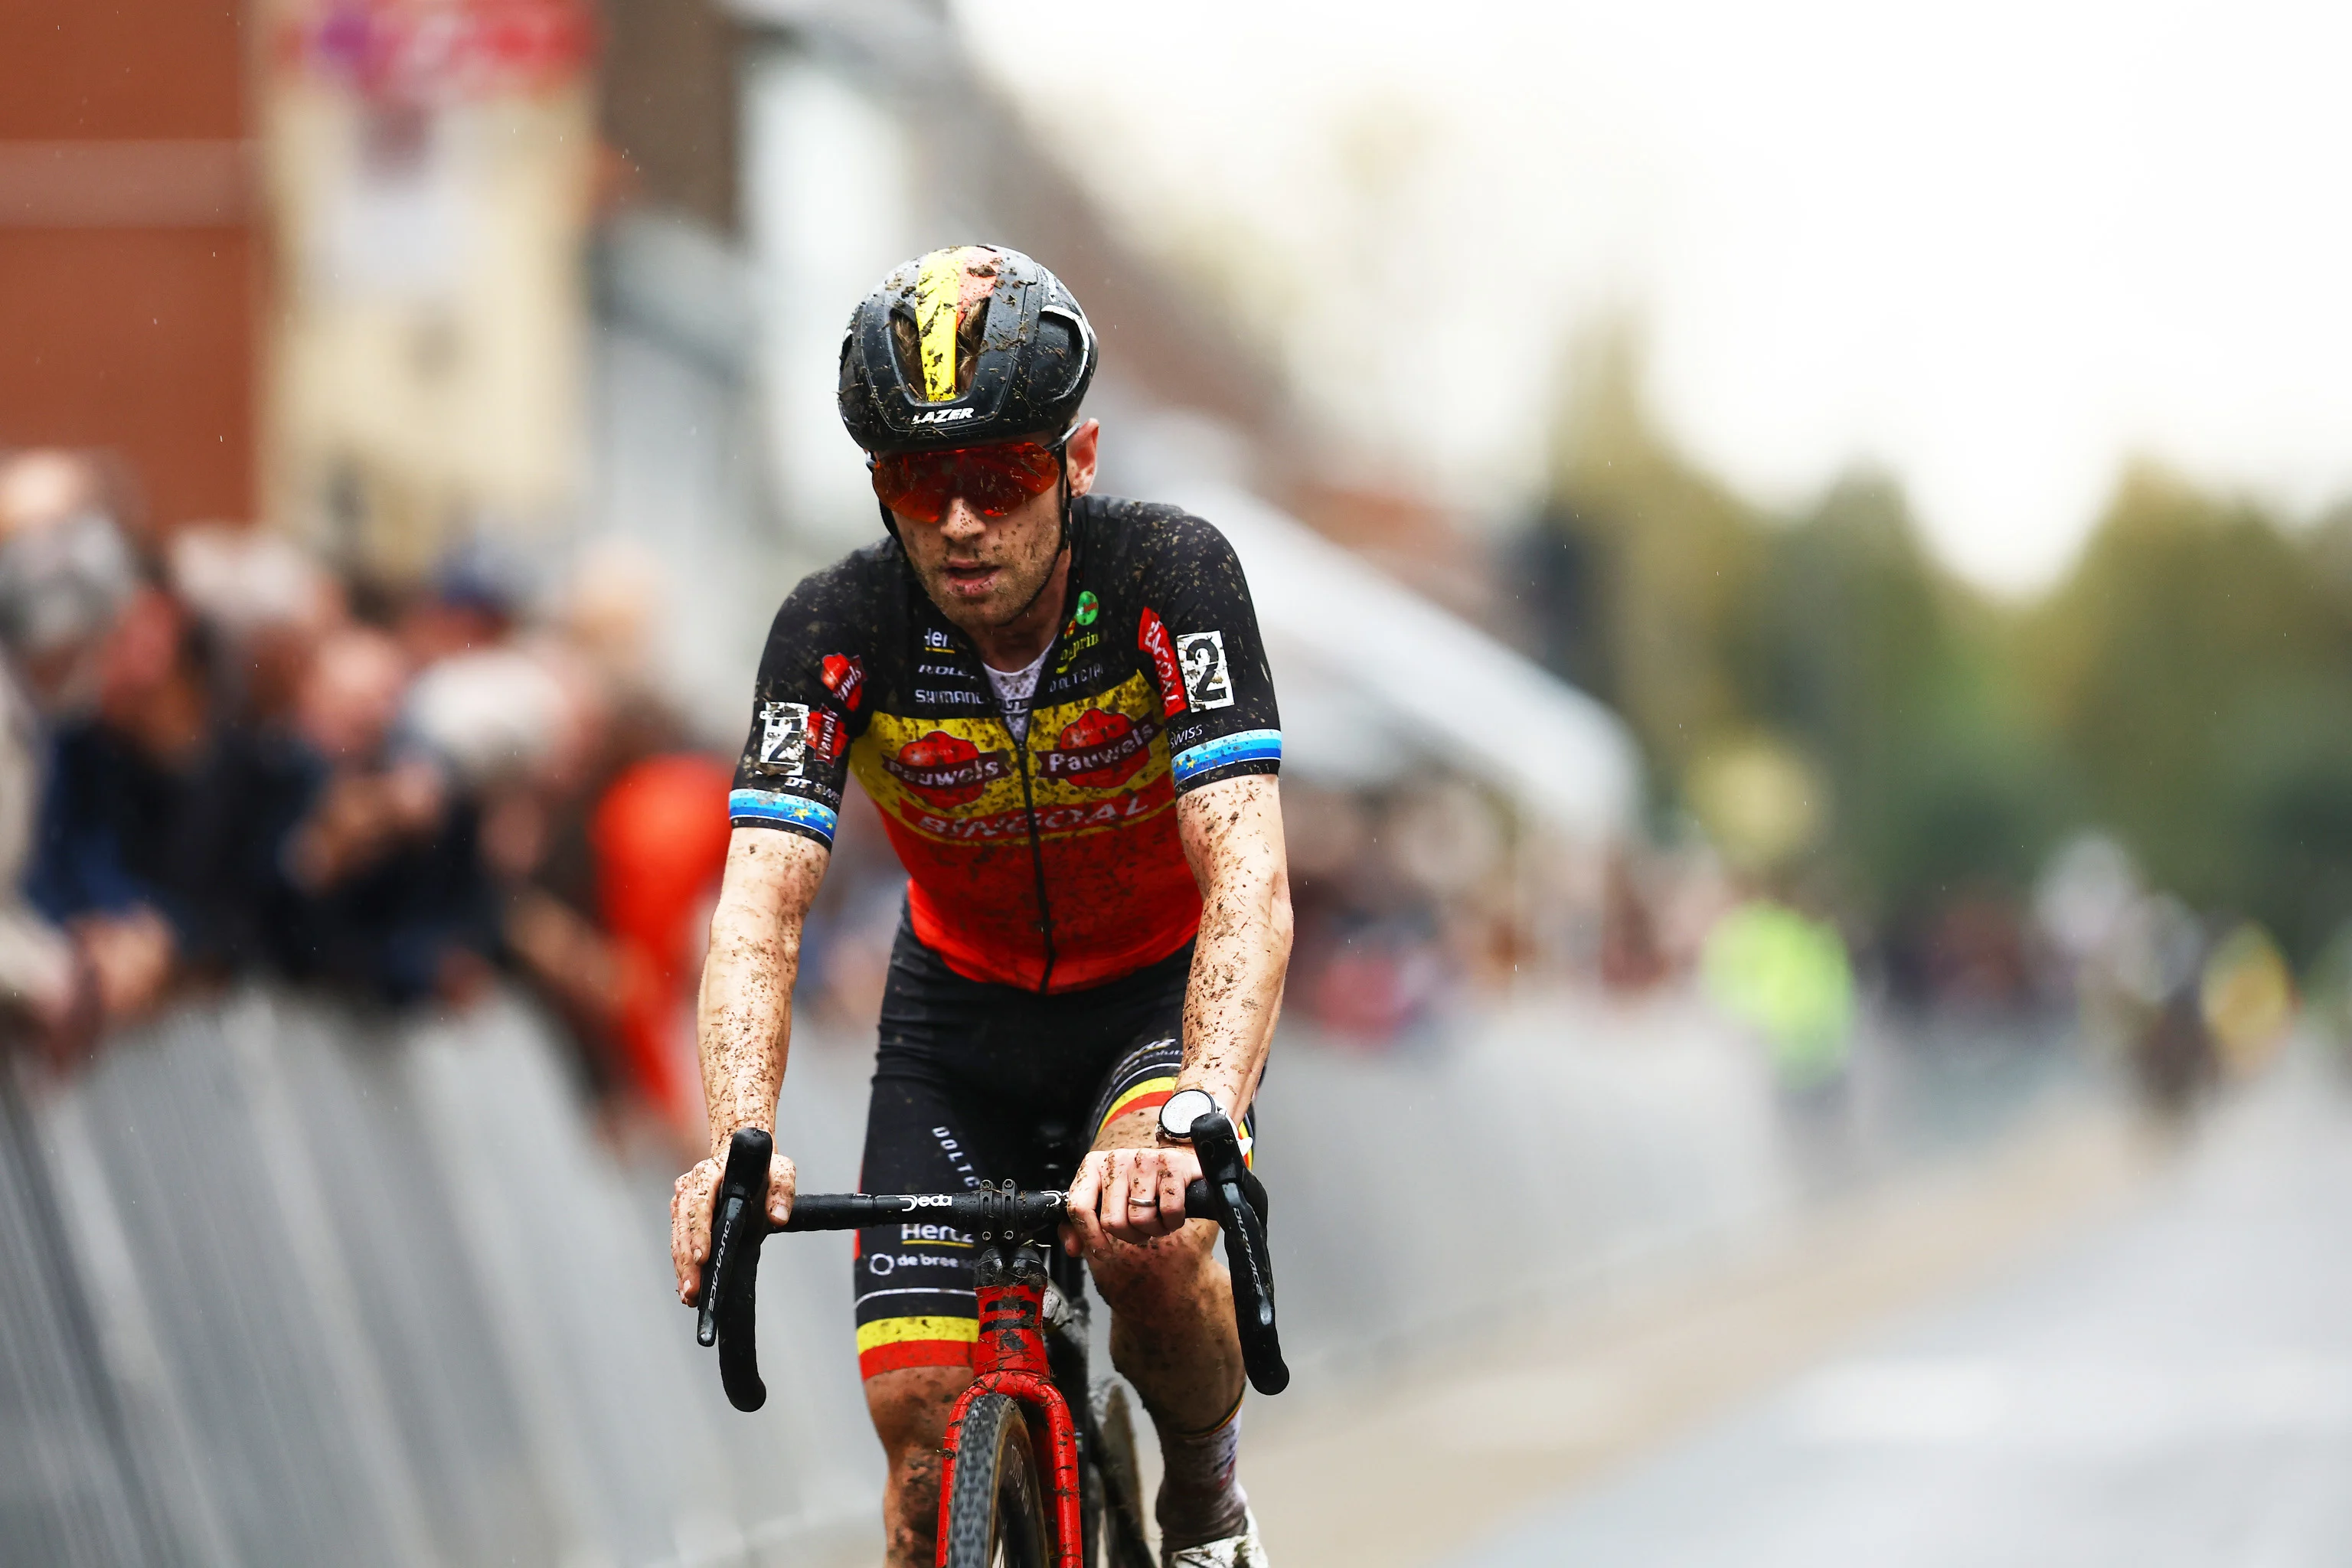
[869,431,1071,524]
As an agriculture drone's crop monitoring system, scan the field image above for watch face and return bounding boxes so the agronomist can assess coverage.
[1161,1089,1215,1138]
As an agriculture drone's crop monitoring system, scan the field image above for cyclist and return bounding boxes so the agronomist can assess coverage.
[671,244,1287,1568]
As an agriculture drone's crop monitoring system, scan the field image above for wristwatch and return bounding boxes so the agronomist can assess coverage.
[1157,1088,1221,1144]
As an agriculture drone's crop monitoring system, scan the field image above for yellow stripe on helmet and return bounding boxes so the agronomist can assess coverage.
[916,249,965,402]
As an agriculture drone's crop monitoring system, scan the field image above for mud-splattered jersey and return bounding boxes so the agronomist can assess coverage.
[729,494,1282,993]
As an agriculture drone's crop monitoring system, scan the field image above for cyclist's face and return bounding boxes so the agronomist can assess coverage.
[894,420,1099,633]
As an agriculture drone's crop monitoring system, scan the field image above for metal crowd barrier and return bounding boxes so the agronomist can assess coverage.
[0,988,880,1568]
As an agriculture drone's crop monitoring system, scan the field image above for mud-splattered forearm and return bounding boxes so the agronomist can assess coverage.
[1174,774,1292,1116]
[697,827,830,1156]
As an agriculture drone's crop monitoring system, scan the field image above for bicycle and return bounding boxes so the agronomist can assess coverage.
[692,1109,1287,1568]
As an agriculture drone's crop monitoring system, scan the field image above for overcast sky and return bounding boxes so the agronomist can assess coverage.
[953,0,2352,594]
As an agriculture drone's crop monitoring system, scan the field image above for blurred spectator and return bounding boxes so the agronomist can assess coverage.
[26,586,211,1017]
[0,644,71,1042]
[0,452,144,1050]
[416,629,635,1105]
[1598,851,1668,992]
[1702,900,1857,1090]
[396,538,527,668]
[2200,923,2295,1079]
[269,620,498,1005]
[1881,892,2038,1016]
[0,453,138,716]
[0,449,733,1133]
[169,524,343,727]
[589,753,733,1135]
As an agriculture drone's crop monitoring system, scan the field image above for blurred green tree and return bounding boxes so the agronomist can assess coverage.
[1529,332,2061,924]
[1529,342,2352,967]
[1534,326,1764,786]
[2030,468,2352,959]
[1749,475,2063,919]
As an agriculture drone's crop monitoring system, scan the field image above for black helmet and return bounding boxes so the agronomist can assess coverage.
[838,245,1097,455]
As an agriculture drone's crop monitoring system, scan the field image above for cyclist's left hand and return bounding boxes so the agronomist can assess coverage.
[1063,1139,1201,1253]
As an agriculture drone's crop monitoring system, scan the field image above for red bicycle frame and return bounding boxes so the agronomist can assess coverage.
[935,1259,1084,1566]
[693,1123,1286,1563]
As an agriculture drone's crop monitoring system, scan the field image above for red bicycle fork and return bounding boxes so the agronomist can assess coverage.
[936,1247,1084,1567]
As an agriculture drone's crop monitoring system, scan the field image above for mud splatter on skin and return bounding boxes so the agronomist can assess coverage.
[1173,773,1289,1118]
[669,828,828,1305]
[880,1451,942,1568]
[867,1364,973,1568]
[1096,1217,1246,1433]
[1060,773,1288,1430]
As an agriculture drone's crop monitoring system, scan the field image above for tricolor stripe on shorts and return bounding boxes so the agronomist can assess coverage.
[856,1314,980,1378]
[1096,1073,1178,1139]
[1088,1040,1254,1165]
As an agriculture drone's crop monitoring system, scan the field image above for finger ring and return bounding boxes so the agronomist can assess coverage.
[1128,1197,1155,1208]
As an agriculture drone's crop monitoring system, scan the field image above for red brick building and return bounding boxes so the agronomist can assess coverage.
[0,2,259,530]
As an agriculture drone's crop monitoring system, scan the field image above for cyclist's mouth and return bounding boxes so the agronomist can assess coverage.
[942,561,1000,596]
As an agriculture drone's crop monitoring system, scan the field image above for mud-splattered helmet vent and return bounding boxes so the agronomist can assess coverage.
[887,308,922,391]
[887,299,990,402]
[1032,312,1084,404]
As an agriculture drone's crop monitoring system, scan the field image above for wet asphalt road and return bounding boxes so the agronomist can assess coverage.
[1452,1055,2352,1568]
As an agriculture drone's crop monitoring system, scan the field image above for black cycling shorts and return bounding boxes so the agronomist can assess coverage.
[851,915,1255,1380]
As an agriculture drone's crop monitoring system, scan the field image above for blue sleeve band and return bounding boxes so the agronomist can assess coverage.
[1171,728,1282,786]
[729,788,839,843]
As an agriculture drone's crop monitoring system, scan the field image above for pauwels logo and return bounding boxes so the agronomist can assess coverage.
[1138,608,1187,719]
[1038,710,1159,789]
[758,702,809,775]
[882,730,1013,808]
[1177,631,1235,710]
[911,407,975,426]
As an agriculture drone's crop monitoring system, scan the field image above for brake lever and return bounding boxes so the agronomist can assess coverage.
[697,1127,772,1412]
[1181,1111,1290,1395]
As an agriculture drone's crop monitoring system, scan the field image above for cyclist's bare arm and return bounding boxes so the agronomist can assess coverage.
[1174,773,1290,1115]
[670,826,828,1304]
[1067,773,1290,1250]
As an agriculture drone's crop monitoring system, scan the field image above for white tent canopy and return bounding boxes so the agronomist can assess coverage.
[1161,479,1642,844]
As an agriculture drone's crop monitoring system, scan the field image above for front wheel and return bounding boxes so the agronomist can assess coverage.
[945,1393,1051,1568]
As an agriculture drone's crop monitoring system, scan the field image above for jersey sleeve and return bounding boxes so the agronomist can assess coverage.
[1136,511,1283,795]
[729,567,871,847]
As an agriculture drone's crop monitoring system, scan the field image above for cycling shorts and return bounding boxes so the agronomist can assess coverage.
[851,913,1256,1380]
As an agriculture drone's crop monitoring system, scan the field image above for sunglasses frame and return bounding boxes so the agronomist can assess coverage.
[867,425,1081,525]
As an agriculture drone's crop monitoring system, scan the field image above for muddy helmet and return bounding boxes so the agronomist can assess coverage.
[838,244,1097,455]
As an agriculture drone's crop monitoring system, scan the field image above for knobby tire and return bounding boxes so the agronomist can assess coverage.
[945,1393,1051,1568]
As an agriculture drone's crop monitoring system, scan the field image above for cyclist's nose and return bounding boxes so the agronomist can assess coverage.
[939,494,988,537]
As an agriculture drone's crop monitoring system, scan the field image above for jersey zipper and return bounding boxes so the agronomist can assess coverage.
[1011,742,1057,994]
[951,618,1062,994]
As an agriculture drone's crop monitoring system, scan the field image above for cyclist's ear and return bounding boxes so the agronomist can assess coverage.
[1064,419,1101,498]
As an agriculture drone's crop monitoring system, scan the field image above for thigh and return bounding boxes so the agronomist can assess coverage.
[857,937,1081,1381]
[854,1057,1008,1383]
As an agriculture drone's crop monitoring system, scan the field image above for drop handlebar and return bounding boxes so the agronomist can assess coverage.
[694,1110,1288,1411]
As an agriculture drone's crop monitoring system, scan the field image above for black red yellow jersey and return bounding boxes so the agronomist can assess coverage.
[728,494,1282,992]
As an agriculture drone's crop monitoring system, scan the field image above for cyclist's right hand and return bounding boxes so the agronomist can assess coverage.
[670,1138,796,1306]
